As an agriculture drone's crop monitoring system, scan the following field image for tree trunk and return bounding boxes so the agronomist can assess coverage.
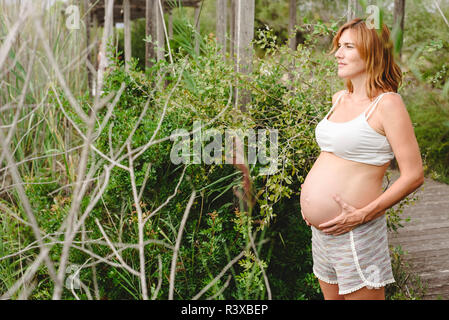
[394,0,405,59]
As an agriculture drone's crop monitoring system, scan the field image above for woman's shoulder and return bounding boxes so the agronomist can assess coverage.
[378,91,403,107]
[377,91,406,118]
[331,89,347,105]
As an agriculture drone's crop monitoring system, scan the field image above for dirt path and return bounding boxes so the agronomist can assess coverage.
[386,169,449,300]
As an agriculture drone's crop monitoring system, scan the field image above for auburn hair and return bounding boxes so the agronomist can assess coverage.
[329,18,402,100]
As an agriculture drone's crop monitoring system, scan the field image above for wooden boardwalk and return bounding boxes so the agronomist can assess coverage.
[386,169,449,300]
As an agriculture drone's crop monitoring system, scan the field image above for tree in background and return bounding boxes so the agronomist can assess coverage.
[394,0,406,59]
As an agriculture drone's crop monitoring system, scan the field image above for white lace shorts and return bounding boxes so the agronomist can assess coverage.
[311,215,395,295]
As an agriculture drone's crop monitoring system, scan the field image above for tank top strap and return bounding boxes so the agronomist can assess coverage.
[365,92,398,120]
[326,90,347,119]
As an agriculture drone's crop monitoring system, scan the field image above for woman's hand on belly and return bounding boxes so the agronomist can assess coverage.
[318,193,365,235]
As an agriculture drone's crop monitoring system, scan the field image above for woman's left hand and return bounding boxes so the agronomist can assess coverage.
[318,194,366,236]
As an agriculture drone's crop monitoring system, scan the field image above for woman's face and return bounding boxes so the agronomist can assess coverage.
[334,29,366,79]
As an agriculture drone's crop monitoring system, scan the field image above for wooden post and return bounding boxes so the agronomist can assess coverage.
[234,0,254,112]
[394,0,405,59]
[216,0,227,57]
[156,0,165,62]
[347,0,361,21]
[84,0,93,96]
[92,12,98,95]
[145,0,165,68]
[287,0,297,94]
[194,5,200,55]
[288,0,297,51]
[229,0,236,61]
[96,0,114,98]
[145,0,154,69]
[123,0,131,71]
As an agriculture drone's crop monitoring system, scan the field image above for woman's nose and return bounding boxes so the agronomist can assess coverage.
[335,47,343,59]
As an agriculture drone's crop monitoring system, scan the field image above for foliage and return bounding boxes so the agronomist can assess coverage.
[402,85,449,184]
[402,0,449,90]
[386,245,427,300]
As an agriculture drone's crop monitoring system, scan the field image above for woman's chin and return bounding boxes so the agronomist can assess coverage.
[337,71,349,79]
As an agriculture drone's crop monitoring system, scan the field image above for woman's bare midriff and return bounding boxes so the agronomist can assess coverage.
[300,151,389,228]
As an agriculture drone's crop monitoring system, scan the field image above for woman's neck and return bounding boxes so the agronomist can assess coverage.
[349,73,369,100]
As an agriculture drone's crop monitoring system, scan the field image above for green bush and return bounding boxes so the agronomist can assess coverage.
[23,25,339,300]
[401,86,449,184]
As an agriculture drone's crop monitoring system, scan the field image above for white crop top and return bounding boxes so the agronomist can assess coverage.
[315,91,397,166]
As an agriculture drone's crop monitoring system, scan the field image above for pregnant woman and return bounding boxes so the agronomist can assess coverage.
[299,18,424,300]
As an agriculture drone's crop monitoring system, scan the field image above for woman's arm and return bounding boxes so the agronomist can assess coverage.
[359,94,424,223]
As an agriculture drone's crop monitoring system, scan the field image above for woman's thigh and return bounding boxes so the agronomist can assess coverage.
[343,286,385,300]
[318,279,345,300]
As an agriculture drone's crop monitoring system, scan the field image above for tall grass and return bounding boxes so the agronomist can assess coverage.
[0,0,271,300]
[0,0,94,299]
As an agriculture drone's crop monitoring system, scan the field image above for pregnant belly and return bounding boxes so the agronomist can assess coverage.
[300,152,388,228]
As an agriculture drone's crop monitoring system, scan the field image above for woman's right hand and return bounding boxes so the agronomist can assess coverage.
[301,184,311,226]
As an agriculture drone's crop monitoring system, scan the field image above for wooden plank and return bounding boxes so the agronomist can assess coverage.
[389,241,449,255]
[389,235,449,248]
[390,212,449,226]
[385,168,449,299]
[403,255,449,273]
[389,227,449,240]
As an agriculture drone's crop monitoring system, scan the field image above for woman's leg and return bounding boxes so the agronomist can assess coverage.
[343,286,385,300]
[318,279,345,300]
